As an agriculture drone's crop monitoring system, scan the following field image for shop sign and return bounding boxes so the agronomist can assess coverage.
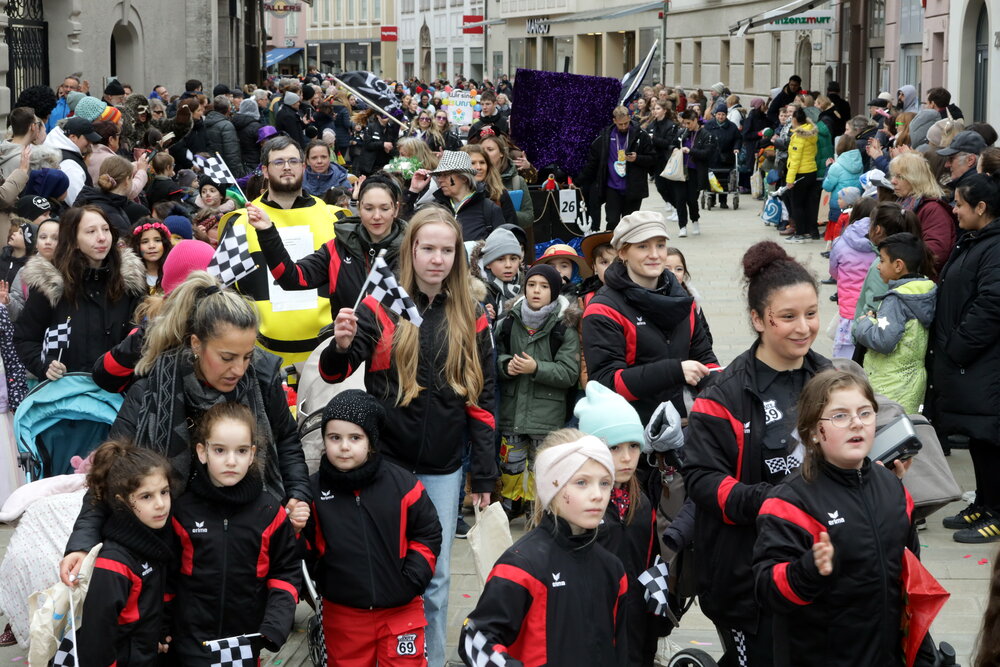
[751,10,834,31]
[265,1,302,17]
[463,15,485,34]
[381,26,398,41]
[526,18,550,34]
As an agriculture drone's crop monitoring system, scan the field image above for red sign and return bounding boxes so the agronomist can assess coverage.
[463,15,484,34]
[381,26,398,41]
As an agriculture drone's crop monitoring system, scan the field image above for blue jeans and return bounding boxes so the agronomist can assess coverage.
[417,467,463,666]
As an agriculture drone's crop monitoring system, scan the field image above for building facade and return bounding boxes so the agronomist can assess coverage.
[305,0,398,79]
[264,0,310,75]
[948,0,995,123]
[397,0,486,81]
[0,0,262,118]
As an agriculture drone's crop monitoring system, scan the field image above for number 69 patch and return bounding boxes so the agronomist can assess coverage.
[396,633,418,656]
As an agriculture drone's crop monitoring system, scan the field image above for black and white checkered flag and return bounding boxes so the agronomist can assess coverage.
[204,634,256,667]
[207,223,257,286]
[358,255,423,326]
[52,580,80,666]
[197,154,236,187]
[42,317,71,363]
[638,556,671,617]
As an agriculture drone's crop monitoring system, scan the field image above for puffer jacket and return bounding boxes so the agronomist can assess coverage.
[829,217,876,319]
[303,164,351,196]
[582,261,719,424]
[681,342,829,632]
[232,112,263,174]
[318,290,498,493]
[73,185,150,235]
[499,161,534,230]
[753,460,915,667]
[704,118,742,170]
[14,250,146,378]
[430,183,505,242]
[821,149,863,202]
[914,198,957,277]
[855,276,936,413]
[928,219,1000,442]
[496,296,581,436]
[204,110,245,179]
[786,123,818,183]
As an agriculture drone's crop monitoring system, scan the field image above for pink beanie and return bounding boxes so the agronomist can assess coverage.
[161,240,215,294]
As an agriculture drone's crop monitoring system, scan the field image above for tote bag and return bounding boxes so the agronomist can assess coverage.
[468,502,514,588]
[661,148,687,182]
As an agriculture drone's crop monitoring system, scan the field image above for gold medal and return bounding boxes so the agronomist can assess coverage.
[617,149,627,161]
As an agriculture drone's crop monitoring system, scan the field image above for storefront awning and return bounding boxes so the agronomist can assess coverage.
[730,0,830,36]
[264,47,303,68]
[460,17,506,29]
[547,0,663,24]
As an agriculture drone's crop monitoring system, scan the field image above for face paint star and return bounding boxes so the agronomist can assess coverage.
[877,316,890,330]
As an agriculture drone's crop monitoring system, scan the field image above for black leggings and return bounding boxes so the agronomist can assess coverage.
[787,171,820,237]
[970,439,1000,512]
[671,178,700,227]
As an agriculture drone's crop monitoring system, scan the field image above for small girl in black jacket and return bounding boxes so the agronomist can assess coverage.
[304,390,442,666]
[170,402,303,664]
[0,219,34,285]
[753,369,919,666]
[74,439,174,667]
[460,431,628,667]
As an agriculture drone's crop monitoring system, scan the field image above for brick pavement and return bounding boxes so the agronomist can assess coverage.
[0,193,990,666]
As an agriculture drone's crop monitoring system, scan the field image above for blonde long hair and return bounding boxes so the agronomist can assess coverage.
[393,207,483,407]
[409,109,445,151]
[462,144,505,204]
[891,152,945,199]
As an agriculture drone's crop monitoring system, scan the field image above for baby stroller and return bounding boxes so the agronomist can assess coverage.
[14,373,124,481]
[701,166,740,211]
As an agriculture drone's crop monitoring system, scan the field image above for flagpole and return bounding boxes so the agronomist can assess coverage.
[351,248,388,311]
[203,632,262,647]
[332,77,408,130]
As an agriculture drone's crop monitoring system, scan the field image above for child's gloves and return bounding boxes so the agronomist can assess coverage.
[644,401,684,453]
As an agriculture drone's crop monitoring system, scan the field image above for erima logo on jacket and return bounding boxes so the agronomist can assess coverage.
[192,521,208,533]
[141,562,154,576]
[827,511,846,526]
[321,490,335,501]
[552,572,566,588]
[635,316,646,326]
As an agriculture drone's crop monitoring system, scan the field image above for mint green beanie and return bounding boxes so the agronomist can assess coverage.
[574,382,647,452]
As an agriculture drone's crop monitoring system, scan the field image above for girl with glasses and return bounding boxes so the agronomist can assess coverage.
[754,368,918,666]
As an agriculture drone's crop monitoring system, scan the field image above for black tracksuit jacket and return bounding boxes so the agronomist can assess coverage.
[459,514,629,667]
[303,454,442,608]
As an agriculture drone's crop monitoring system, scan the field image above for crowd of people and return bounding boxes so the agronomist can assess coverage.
[0,67,994,667]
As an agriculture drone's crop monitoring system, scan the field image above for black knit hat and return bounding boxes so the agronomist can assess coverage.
[322,390,386,446]
[104,79,126,97]
[524,263,562,299]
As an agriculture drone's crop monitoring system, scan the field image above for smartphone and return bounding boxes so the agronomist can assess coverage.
[872,415,922,469]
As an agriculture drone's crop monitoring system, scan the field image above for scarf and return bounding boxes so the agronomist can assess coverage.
[610,487,630,521]
[102,506,174,564]
[519,298,559,331]
[188,458,264,507]
[319,451,382,492]
[134,347,277,495]
[898,194,923,212]
[603,262,693,332]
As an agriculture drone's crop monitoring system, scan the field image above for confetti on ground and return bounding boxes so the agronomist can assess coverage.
[920,544,928,548]
[690,641,712,646]
[12,657,23,662]
[980,559,989,565]
[463,594,472,598]
[964,554,972,559]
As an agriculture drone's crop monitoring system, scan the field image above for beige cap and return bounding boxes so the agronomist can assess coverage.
[610,210,671,249]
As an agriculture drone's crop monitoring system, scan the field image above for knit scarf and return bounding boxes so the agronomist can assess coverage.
[134,347,277,495]
[519,298,559,331]
[319,451,382,492]
[897,194,923,212]
[610,487,630,521]
[102,506,174,564]
[602,262,693,332]
[188,458,264,507]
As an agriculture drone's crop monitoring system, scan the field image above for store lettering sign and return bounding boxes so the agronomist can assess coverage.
[526,18,550,34]
[751,10,834,31]
[265,1,302,16]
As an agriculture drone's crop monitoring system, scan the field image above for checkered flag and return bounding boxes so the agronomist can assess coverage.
[204,634,256,667]
[207,223,258,286]
[638,556,671,616]
[52,580,80,666]
[42,317,71,363]
[358,255,423,326]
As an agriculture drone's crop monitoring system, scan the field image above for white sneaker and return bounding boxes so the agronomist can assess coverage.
[668,212,679,222]
[690,222,701,236]
[678,227,688,238]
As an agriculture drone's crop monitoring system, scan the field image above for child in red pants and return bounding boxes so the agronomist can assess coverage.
[304,390,443,666]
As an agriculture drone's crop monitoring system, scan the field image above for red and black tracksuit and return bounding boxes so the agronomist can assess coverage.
[582,262,718,424]
[303,453,442,665]
[319,292,498,493]
[681,343,828,653]
[459,514,629,667]
[256,217,405,314]
[753,459,916,666]
[76,509,173,667]
[169,465,301,664]
[92,322,144,393]
[598,492,666,666]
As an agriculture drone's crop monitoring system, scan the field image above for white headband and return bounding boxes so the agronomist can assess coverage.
[534,436,616,511]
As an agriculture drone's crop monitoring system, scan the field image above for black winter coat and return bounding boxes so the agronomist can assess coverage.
[767,85,798,126]
[928,219,1000,442]
[275,104,306,149]
[354,119,399,176]
[467,113,510,144]
[73,186,150,235]
[678,126,717,191]
[14,251,146,378]
[645,118,681,173]
[92,320,144,393]
[304,455,441,609]
[430,183,505,242]
[319,290,499,493]
[0,248,26,285]
[681,343,829,632]
[579,122,656,203]
[753,460,915,666]
[233,112,263,173]
[459,514,629,667]
[204,110,245,178]
[741,108,771,153]
[170,467,301,663]
[77,510,173,667]
[257,215,405,315]
[331,105,353,152]
[582,262,718,424]
[704,118,742,169]
[827,93,852,138]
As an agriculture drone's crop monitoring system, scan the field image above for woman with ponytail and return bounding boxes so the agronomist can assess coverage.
[682,240,829,666]
[74,155,149,235]
[59,270,310,585]
[320,205,497,666]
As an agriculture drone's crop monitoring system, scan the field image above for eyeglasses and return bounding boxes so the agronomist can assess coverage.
[268,158,303,168]
[435,115,448,120]
[818,409,877,428]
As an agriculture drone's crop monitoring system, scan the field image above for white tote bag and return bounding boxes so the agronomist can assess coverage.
[467,502,514,588]
[660,148,687,182]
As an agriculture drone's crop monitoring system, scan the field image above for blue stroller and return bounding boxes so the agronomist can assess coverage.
[14,373,124,481]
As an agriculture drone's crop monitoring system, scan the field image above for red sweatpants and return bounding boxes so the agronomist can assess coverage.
[322,597,427,666]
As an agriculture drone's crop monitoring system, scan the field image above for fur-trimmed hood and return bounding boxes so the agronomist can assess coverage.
[21,248,147,307]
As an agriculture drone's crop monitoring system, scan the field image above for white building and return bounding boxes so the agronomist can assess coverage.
[305,0,398,79]
[398,0,487,81]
